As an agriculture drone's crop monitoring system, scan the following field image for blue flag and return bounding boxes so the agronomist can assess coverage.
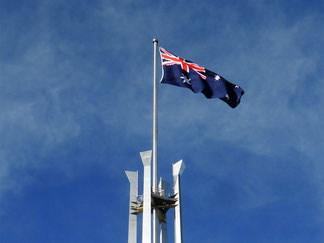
[159,47,244,108]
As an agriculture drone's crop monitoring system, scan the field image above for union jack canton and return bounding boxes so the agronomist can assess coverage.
[159,47,244,108]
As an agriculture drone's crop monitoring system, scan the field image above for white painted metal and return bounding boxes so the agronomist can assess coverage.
[125,171,138,243]
[152,38,159,243]
[160,222,168,243]
[140,150,152,243]
[159,177,170,197]
[159,178,170,243]
[173,160,185,243]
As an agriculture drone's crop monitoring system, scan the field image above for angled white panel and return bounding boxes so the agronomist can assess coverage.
[173,160,185,243]
[126,171,138,185]
[125,171,138,243]
[140,150,152,167]
[172,160,185,178]
[158,177,170,196]
[140,150,152,243]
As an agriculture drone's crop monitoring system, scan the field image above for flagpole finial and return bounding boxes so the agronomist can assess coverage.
[153,38,159,43]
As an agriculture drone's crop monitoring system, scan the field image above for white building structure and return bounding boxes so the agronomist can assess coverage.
[126,151,185,243]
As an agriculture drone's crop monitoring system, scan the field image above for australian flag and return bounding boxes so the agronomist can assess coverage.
[159,47,244,108]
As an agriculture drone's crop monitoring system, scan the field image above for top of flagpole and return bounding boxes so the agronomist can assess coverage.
[153,38,159,43]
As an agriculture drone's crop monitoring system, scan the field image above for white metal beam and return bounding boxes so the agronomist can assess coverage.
[140,150,152,243]
[173,160,185,243]
[125,171,138,243]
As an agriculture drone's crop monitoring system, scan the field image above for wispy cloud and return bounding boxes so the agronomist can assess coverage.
[0,0,324,241]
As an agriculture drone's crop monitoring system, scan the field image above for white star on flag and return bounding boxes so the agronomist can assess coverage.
[214,75,221,81]
[180,76,191,85]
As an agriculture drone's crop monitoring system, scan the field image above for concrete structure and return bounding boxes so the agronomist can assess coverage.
[140,150,152,243]
[126,155,185,243]
[125,171,138,243]
[173,160,185,243]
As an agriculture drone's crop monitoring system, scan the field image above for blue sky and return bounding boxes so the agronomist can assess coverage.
[0,0,324,242]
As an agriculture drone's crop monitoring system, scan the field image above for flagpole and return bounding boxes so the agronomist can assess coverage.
[152,38,159,243]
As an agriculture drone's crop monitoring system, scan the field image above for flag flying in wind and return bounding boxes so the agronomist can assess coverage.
[159,47,245,108]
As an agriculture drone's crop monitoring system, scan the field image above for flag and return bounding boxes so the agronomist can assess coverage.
[159,47,245,108]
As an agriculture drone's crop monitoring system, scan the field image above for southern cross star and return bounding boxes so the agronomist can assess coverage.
[181,76,191,85]
[214,75,221,81]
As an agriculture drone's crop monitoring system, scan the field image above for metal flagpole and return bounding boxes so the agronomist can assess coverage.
[152,38,159,243]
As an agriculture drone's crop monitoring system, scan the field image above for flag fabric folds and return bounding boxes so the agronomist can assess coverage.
[159,47,244,108]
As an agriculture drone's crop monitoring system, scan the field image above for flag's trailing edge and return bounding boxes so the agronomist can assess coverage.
[159,47,245,108]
